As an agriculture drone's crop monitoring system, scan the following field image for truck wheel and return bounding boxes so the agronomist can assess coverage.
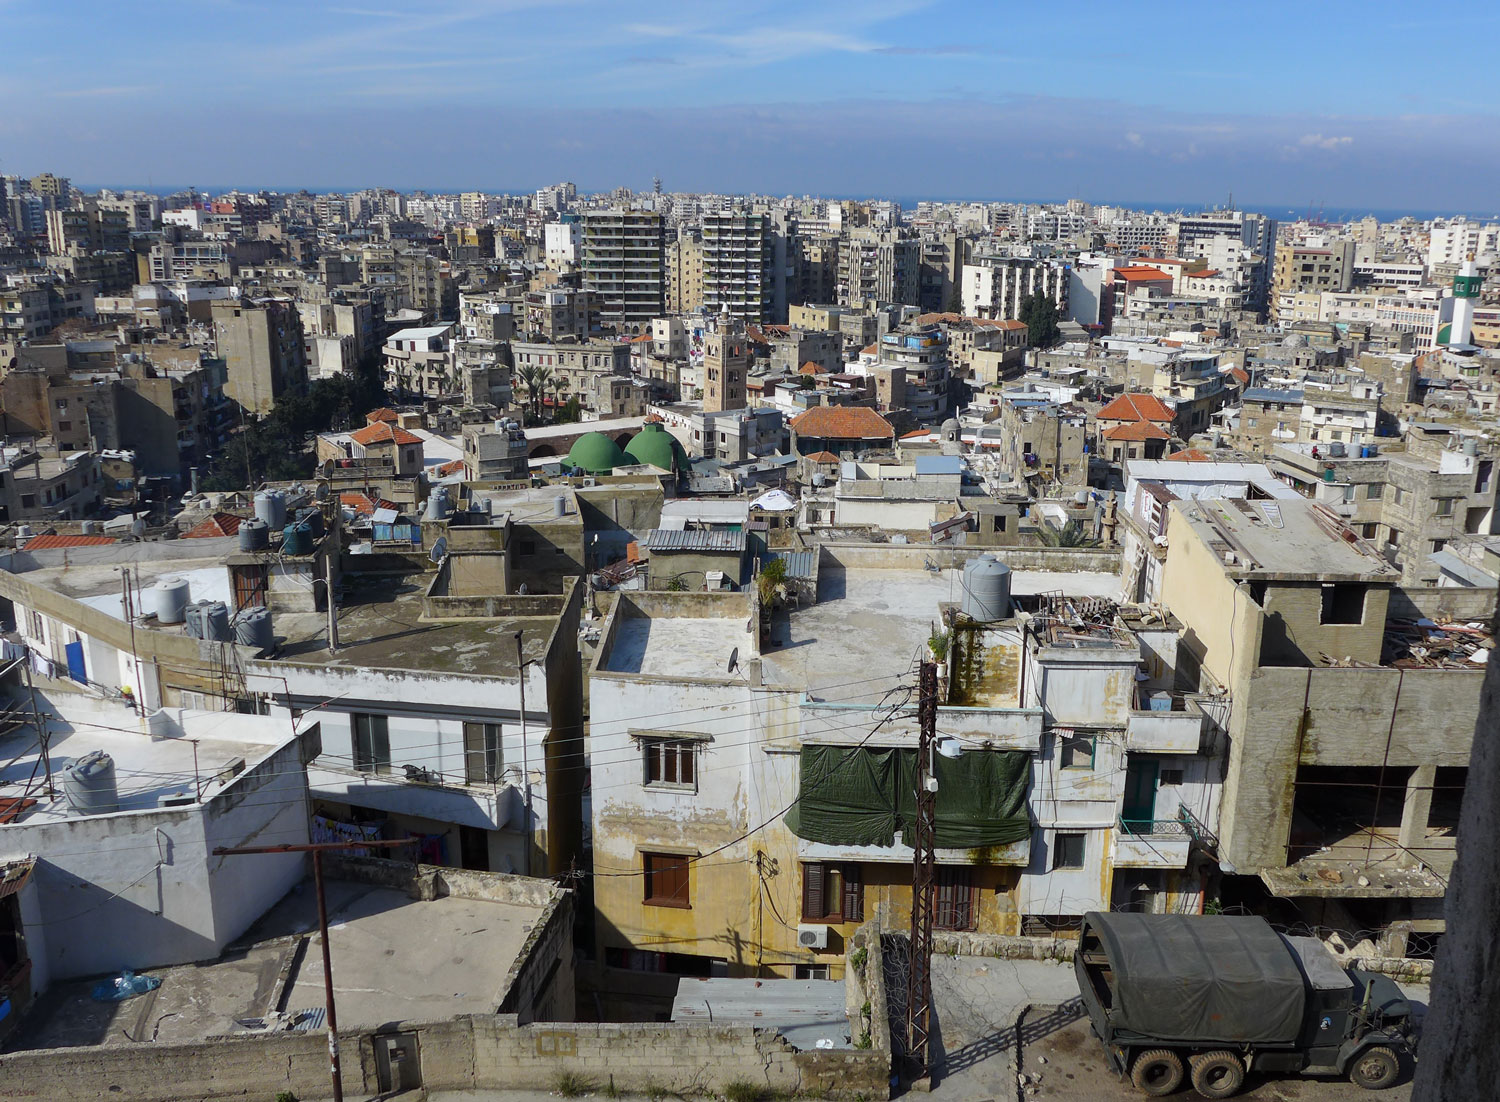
[1189,1051,1245,1099]
[1130,1049,1185,1096]
[1349,1046,1400,1090]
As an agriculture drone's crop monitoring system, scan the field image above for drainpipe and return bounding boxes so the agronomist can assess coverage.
[515,631,531,877]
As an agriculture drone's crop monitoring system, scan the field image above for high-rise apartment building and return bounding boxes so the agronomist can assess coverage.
[702,211,772,322]
[582,209,665,331]
[961,256,1071,320]
[701,317,748,413]
[1271,240,1355,322]
[838,228,919,308]
[666,234,703,314]
[212,298,308,416]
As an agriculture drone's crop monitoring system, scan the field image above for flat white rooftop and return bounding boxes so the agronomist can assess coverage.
[603,616,752,681]
[0,695,287,823]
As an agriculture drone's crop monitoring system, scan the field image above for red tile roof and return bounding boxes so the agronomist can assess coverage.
[366,407,400,423]
[900,428,935,440]
[23,533,117,549]
[803,450,840,463]
[351,422,423,447]
[799,361,830,375]
[435,459,465,477]
[1166,447,1214,462]
[860,343,877,356]
[1102,420,1171,442]
[1114,265,1173,283]
[181,512,244,538]
[1228,366,1250,384]
[790,405,895,441]
[1096,393,1175,423]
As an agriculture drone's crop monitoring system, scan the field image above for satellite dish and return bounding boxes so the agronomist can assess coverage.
[726,646,739,674]
[428,536,448,563]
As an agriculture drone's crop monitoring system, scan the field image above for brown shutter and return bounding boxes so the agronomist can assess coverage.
[680,741,694,786]
[802,862,825,921]
[842,863,864,923]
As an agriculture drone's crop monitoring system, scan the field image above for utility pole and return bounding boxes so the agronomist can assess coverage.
[906,660,938,1086]
[213,839,415,1102]
[514,631,531,877]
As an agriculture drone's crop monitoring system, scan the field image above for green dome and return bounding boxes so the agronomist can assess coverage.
[622,423,689,473]
[565,432,628,474]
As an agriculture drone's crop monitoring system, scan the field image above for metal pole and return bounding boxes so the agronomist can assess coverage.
[906,660,938,1084]
[514,630,531,877]
[24,657,53,797]
[313,849,343,1102]
[325,540,340,655]
[190,739,202,801]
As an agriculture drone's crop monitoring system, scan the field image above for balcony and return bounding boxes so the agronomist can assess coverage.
[1126,694,1204,753]
[1112,815,1193,868]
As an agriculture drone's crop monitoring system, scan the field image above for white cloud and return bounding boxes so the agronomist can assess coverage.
[1299,133,1353,150]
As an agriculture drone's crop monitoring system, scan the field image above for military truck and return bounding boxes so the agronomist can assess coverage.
[1074,911,1414,1098]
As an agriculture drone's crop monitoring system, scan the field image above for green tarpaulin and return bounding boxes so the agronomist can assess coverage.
[786,745,1031,849]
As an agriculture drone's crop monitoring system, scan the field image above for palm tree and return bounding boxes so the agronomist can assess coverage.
[515,365,553,425]
[550,376,569,419]
[1035,518,1100,548]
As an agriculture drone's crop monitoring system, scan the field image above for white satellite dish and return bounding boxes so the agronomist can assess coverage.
[428,536,449,563]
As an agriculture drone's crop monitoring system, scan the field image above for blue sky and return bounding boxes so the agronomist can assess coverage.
[3,0,1497,211]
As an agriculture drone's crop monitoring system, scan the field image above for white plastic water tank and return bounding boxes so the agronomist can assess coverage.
[149,576,191,624]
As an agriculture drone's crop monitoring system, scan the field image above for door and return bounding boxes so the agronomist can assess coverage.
[231,563,268,611]
[1121,758,1158,833]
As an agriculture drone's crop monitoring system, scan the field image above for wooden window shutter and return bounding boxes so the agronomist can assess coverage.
[842,863,864,923]
[801,862,825,921]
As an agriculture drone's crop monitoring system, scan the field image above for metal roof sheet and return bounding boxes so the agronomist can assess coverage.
[768,549,815,578]
[645,528,747,552]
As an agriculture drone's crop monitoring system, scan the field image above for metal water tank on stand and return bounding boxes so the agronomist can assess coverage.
[149,576,191,624]
[232,606,275,654]
[254,490,287,529]
[960,555,1012,622]
[238,518,270,552]
[64,750,119,815]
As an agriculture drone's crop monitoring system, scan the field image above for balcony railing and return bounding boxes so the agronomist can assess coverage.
[1117,814,1189,838]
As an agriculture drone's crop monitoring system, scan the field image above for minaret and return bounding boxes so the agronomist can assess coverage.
[1448,255,1482,346]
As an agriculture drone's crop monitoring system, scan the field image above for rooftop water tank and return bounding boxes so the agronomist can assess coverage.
[554,494,568,518]
[960,554,1011,622]
[64,750,119,815]
[424,487,452,521]
[188,600,232,642]
[254,490,287,529]
[233,606,274,654]
[296,506,324,539]
[238,517,270,552]
[81,519,102,535]
[282,522,313,557]
[149,576,191,624]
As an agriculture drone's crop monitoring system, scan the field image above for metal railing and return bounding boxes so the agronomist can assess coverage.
[1117,815,1190,838]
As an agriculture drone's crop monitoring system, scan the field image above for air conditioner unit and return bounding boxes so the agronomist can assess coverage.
[797,924,830,950]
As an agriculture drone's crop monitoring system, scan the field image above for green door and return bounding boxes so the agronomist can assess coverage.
[1121,758,1158,833]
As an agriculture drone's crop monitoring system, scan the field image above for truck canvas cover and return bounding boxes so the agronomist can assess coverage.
[1084,912,1306,1044]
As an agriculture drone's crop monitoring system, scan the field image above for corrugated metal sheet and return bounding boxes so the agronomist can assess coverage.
[645,529,746,552]
[768,550,815,578]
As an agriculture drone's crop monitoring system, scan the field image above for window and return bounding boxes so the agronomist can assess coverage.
[643,852,690,908]
[26,609,44,640]
[57,420,71,432]
[1432,539,1447,553]
[801,862,864,923]
[643,736,697,789]
[352,713,390,774]
[1343,485,1357,502]
[1059,732,1095,770]
[1392,486,1404,505]
[1053,832,1086,870]
[55,398,67,411]
[1435,498,1455,517]
[795,964,831,980]
[1367,483,1384,500]
[1160,769,1184,787]
[464,722,502,784]
[19,494,34,509]
[934,868,975,931]
[1319,583,1366,625]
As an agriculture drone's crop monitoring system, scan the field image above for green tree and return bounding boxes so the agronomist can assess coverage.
[515,364,553,425]
[1018,293,1061,348]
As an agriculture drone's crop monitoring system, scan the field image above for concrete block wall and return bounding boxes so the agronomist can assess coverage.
[822,542,1122,575]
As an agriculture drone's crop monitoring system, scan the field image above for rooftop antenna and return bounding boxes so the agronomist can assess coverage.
[726,646,739,674]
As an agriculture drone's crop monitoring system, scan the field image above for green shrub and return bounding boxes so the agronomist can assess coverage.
[554,1070,593,1097]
